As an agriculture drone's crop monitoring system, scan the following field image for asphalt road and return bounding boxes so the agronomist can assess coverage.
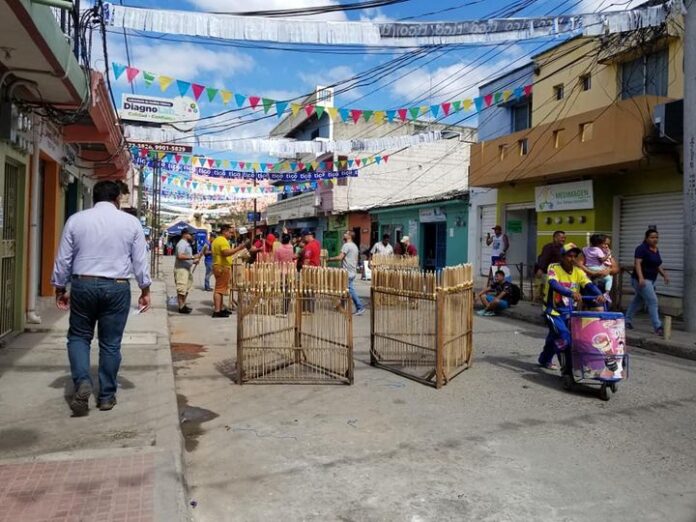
[165,263,696,522]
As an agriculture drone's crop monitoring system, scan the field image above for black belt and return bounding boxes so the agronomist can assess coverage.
[72,275,129,283]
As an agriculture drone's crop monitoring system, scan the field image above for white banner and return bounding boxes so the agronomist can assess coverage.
[102,2,675,47]
[124,125,443,154]
[535,180,594,212]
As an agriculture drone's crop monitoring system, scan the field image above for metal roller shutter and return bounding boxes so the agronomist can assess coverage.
[479,205,497,276]
[618,193,683,297]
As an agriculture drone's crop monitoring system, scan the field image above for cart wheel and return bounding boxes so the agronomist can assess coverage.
[562,374,573,391]
[599,383,610,401]
[610,383,617,394]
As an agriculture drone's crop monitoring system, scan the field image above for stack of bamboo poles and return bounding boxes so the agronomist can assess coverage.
[371,254,420,269]
[236,263,353,384]
[370,263,474,388]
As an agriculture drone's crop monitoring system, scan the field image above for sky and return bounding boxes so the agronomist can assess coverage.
[100,0,647,195]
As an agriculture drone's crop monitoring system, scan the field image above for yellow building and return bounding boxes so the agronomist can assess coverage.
[470,21,685,309]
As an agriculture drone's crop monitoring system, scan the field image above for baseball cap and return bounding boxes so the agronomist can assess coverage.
[181,226,195,235]
[561,242,582,256]
[400,236,410,243]
[238,226,248,235]
[492,225,502,230]
[301,228,313,236]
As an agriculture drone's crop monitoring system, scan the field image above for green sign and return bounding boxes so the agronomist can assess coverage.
[507,219,523,233]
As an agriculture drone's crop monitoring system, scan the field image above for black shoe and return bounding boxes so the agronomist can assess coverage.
[179,306,192,314]
[98,397,117,411]
[70,381,92,416]
[212,311,230,318]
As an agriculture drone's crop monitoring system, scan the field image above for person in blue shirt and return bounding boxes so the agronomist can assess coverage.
[202,232,215,291]
[625,229,669,335]
[538,243,604,373]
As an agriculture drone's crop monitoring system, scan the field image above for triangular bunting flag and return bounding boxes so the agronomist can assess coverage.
[206,87,219,102]
[262,98,274,114]
[502,90,512,102]
[174,155,182,164]
[350,110,362,124]
[327,107,339,120]
[298,162,305,170]
[375,156,382,164]
[474,97,485,112]
[362,110,373,123]
[374,111,385,124]
[398,109,408,122]
[386,110,396,123]
[291,103,302,116]
[304,105,315,117]
[409,107,421,120]
[383,155,389,163]
[463,99,473,111]
[339,108,350,122]
[159,76,174,92]
[275,101,288,118]
[239,162,245,169]
[112,63,127,80]
[494,92,502,105]
[220,90,232,104]
[248,96,261,109]
[326,161,333,171]
[452,100,462,112]
[315,106,325,119]
[207,159,215,168]
[143,71,155,87]
[430,105,440,118]
[348,159,354,168]
[524,85,533,97]
[126,67,140,83]
[192,84,206,101]
[252,163,261,172]
[215,160,222,168]
[290,162,297,171]
[441,102,451,116]
[420,105,429,116]
[235,93,247,107]
[177,80,191,96]
[514,86,523,99]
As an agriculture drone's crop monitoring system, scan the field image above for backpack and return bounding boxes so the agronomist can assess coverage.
[508,284,522,305]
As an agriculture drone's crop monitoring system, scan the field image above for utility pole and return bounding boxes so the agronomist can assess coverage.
[684,0,696,332]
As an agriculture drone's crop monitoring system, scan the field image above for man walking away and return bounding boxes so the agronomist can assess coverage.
[486,225,509,266]
[174,227,200,314]
[203,232,215,291]
[400,236,418,257]
[370,233,394,257]
[52,181,151,416]
[329,231,366,316]
[212,225,250,318]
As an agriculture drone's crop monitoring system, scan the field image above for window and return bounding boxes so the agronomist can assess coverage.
[554,84,565,100]
[580,74,591,91]
[553,129,565,149]
[518,138,528,156]
[621,49,668,99]
[580,122,594,142]
[511,103,531,132]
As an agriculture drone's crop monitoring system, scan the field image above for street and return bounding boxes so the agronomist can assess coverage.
[167,259,696,522]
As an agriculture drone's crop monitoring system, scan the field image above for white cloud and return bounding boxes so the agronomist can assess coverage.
[390,48,529,105]
[106,40,254,82]
[576,0,645,12]
[186,0,347,21]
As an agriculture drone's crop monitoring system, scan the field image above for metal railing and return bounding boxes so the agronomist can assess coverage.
[49,1,81,60]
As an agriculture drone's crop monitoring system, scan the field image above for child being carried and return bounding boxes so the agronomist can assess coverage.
[582,234,614,301]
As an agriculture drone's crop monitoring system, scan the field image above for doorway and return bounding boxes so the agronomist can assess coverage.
[421,222,446,271]
[505,205,537,277]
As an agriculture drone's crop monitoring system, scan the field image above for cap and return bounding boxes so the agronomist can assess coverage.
[181,226,195,236]
[238,226,248,235]
[400,236,410,243]
[561,242,582,256]
[301,228,313,236]
[492,225,502,230]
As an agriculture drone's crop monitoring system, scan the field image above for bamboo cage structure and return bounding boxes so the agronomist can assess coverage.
[370,264,474,388]
[236,263,353,384]
[370,254,420,269]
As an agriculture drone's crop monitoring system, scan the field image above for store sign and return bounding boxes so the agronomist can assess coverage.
[419,207,447,223]
[120,95,199,129]
[535,180,594,212]
[128,141,193,154]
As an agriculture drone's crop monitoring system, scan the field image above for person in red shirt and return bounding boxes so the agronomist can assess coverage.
[301,229,321,267]
[400,236,418,257]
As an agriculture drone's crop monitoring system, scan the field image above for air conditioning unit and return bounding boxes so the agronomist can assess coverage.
[653,99,683,143]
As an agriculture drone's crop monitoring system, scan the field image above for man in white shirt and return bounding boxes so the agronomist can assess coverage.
[52,181,151,416]
[370,233,394,257]
[329,231,365,315]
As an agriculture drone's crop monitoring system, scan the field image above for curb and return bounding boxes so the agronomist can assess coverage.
[499,305,696,362]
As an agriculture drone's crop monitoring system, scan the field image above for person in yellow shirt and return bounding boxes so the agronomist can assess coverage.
[539,243,604,372]
[212,225,249,318]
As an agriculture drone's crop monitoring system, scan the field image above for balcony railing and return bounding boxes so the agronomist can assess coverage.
[50,1,80,60]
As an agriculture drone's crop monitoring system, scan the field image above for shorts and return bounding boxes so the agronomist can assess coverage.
[486,295,509,309]
[174,268,193,296]
[213,265,231,294]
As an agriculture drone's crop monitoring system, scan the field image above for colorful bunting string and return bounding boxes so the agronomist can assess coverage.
[113,62,532,123]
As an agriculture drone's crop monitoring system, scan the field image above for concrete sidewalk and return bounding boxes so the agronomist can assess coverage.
[0,281,190,522]
[497,299,696,361]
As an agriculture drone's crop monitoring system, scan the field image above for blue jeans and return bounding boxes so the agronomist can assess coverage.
[539,313,572,373]
[348,275,364,312]
[626,278,662,330]
[67,278,131,402]
[204,259,213,290]
[485,295,509,310]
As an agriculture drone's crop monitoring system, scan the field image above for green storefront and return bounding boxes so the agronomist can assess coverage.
[370,196,470,270]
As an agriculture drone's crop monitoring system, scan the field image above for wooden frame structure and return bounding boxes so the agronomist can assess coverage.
[236,264,353,384]
[370,264,474,388]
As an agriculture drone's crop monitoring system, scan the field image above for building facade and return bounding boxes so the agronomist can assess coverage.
[470,23,685,309]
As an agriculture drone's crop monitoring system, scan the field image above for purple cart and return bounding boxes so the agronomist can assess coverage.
[566,311,629,401]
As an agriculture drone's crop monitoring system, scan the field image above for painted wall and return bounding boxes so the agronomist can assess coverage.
[348,211,371,253]
[467,187,498,275]
[40,159,63,296]
[478,64,534,141]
